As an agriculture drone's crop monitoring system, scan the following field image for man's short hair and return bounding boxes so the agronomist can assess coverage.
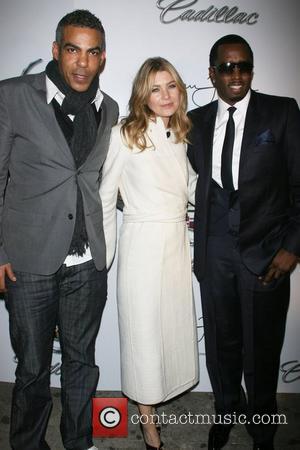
[209,34,253,67]
[55,9,105,51]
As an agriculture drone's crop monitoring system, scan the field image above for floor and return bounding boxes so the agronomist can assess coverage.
[0,382,299,449]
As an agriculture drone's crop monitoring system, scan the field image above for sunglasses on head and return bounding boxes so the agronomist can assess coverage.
[213,61,253,74]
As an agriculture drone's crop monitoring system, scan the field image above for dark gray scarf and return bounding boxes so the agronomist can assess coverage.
[46,59,99,256]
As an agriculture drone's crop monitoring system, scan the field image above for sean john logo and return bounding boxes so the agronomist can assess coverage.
[22,58,43,76]
[186,83,215,107]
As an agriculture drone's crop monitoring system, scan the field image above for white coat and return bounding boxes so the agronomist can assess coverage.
[100,117,199,403]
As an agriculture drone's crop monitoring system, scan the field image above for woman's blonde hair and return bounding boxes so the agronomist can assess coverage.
[121,57,191,150]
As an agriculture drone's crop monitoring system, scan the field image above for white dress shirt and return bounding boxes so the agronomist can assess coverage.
[212,90,251,190]
[46,75,103,266]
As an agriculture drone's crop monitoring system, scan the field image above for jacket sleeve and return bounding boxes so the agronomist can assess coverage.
[99,126,127,269]
[0,87,13,265]
[187,112,199,175]
[281,98,300,256]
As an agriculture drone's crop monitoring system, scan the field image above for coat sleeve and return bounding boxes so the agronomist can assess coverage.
[0,87,13,265]
[187,159,197,205]
[282,97,300,256]
[99,126,128,269]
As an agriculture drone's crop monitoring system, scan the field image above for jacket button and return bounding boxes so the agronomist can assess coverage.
[68,213,73,220]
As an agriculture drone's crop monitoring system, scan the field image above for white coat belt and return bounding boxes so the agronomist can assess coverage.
[123,211,187,223]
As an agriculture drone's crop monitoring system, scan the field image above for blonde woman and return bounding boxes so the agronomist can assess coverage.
[100,57,199,449]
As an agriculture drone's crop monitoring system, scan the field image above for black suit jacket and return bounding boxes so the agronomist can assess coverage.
[187,90,300,281]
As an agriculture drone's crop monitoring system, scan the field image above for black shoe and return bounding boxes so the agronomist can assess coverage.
[253,442,274,450]
[145,442,164,450]
[208,424,233,449]
[140,423,164,450]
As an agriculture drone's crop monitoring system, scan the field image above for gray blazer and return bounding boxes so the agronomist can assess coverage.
[0,72,119,274]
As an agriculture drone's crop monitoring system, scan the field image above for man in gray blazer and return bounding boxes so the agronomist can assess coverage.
[0,10,118,450]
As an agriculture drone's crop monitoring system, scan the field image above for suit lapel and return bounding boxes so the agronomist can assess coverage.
[239,91,262,182]
[33,73,111,169]
[203,103,217,196]
[32,73,76,166]
[96,98,107,143]
[79,98,109,170]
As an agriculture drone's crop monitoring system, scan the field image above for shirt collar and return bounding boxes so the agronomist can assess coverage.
[46,75,103,111]
[217,89,251,119]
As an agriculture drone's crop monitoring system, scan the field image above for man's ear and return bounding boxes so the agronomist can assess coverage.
[100,50,106,66]
[52,41,59,61]
[208,67,215,85]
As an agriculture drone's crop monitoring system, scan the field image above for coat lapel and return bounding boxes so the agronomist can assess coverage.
[151,117,188,187]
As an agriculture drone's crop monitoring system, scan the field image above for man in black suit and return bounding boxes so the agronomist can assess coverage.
[0,10,118,450]
[188,34,300,450]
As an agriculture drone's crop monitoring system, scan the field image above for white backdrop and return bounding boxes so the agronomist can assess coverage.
[0,0,299,393]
